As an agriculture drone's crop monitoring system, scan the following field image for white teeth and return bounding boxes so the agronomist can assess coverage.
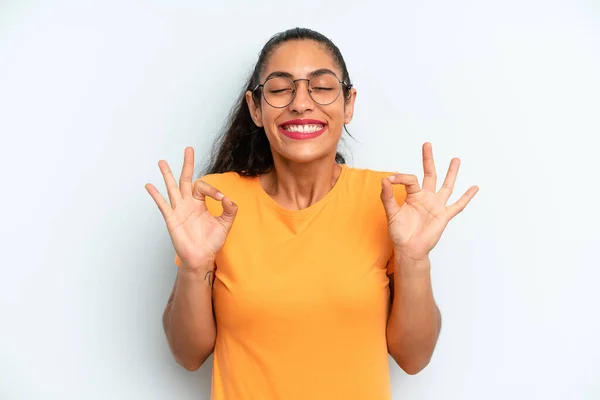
[282,124,324,133]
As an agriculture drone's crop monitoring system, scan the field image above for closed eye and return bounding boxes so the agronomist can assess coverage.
[269,88,293,94]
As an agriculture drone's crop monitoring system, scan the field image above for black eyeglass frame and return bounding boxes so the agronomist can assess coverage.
[252,73,353,108]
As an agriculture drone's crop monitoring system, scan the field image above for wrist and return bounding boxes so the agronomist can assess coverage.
[394,254,431,276]
[179,265,216,288]
[180,259,215,276]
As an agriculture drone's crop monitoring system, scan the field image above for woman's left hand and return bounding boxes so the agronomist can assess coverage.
[380,142,479,263]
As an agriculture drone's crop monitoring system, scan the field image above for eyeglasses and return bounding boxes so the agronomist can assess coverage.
[253,73,351,108]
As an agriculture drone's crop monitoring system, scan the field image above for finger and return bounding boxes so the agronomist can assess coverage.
[145,183,172,220]
[380,177,400,219]
[158,160,182,207]
[217,196,239,229]
[179,147,195,198]
[192,179,225,203]
[447,185,479,219]
[422,142,437,192]
[387,173,421,194]
[438,158,460,202]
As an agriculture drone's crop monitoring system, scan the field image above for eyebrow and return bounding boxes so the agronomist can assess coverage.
[263,68,339,81]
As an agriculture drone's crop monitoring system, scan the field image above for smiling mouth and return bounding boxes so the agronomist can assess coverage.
[280,124,325,133]
[278,122,327,140]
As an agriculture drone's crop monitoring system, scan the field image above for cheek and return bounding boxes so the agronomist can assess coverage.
[261,107,281,127]
[327,105,348,128]
[260,109,285,140]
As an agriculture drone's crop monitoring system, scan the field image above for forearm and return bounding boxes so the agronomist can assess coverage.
[164,263,216,371]
[386,256,441,375]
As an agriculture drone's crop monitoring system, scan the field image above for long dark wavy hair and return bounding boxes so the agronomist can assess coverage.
[202,27,354,177]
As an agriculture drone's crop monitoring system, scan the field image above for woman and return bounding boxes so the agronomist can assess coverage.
[145,27,478,400]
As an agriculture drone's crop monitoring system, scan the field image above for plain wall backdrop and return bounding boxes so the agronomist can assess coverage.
[1,0,599,399]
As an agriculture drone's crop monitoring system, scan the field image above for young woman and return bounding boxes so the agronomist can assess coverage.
[145,27,478,400]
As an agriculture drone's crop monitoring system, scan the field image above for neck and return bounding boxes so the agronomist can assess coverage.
[260,154,343,211]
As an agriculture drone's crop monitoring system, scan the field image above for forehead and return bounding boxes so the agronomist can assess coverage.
[262,40,341,80]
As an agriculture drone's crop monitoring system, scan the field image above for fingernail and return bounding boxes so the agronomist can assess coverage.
[216,192,224,200]
[387,175,395,182]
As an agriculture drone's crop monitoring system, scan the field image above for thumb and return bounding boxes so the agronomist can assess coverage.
[381,178,400,219]
[217,196,238,230]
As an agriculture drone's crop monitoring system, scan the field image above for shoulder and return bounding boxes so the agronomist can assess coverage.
[193,171,256,215]
[344,165,396,184]
[194,171,253,195]
[343,165,408,205]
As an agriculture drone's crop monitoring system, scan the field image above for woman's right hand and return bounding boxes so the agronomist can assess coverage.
[145,147,238,271]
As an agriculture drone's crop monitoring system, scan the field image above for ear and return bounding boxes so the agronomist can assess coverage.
[343,87,357,125]
[245,91,263,127]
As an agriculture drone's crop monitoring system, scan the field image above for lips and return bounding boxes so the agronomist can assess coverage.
[278,119,327,140]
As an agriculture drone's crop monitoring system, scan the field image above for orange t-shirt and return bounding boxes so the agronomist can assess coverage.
[174,164,407,400]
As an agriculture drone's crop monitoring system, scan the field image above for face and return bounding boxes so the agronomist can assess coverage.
[246,40,357,165]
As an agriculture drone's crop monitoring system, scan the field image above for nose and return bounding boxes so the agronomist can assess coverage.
[288,79,314,113]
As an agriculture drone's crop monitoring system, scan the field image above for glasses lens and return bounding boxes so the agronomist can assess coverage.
[309,74,341,105]
[263,77,294,107]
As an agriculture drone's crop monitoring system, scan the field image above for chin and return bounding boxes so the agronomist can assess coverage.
[278,147,337,164]
[267,129,342,164]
